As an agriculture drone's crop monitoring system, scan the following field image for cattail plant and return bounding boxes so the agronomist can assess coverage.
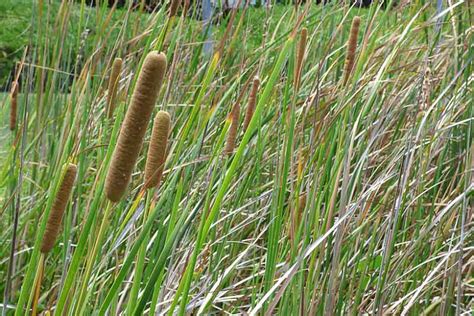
[75,53,168,313]
[290,193,306,244]
[127,110,171,313]
[105,52,167,202]
[31,163,77,316]
[294,27,307,92]
[342,16,361,86]
[169,0,180,17]
[106,57,123,119]
[243,77,260,131]
[40,164,78,253]
[144,111,171,189]
[225,103,240,154]
[10,82,18,131]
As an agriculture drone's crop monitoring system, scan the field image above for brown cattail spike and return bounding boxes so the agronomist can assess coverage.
[41,164,77,253]
[169,0,180,17]
[225,103,240,154]
[105,52,167,202]
[10,82,18,131]
[290,193,306,244]
[144,111,171,189]
[243,77,260,132]
[107,58,123,119]
[294,27,307,91]
[342,16,361,86]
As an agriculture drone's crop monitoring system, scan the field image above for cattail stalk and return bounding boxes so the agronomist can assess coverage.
[31,254,45,316]
[30,164,77,316]
[41,164,77,253]
[294,27,307,92]
[128,107,172,312]
[225,103,240,154]
[10,82,18,131]
[144,111,171,189]
[342,16,361,86]
[105,52,167,202]
[243,77,260,131]
[106,57,123,119]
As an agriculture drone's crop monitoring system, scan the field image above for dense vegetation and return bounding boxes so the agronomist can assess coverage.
[1,0,473,315]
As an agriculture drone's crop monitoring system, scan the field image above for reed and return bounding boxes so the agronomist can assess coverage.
[243,77,259,132]
[106,57,123,119]
[342,16,361,86]
[294,27,307,91]
[144,111,171,189]
[41,164,77,253]
[225,103,240,154]
[105,52,167,202]
[9,82,18,131]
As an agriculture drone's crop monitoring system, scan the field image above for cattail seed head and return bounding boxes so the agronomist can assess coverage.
[290,193,306,243]
[342,16,361,86]
[41,164,77,253]
[106,58,123,119]
[169,0,180,17]
[105,52,167,202]
[10,82,18,131]
[144,111,171,189]
[243,77,260,132]
[294,27,307,91]
[225,103,240,154]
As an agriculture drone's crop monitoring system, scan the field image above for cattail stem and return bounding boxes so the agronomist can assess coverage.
[243,77,260,132]
[144,111,171,190]
[225,103,240,154]
[294,27,307,92]
[106,58,123,119]
[30,254,44,316]
[342,16,361,86]
[127,191,153,314]
[105,52,167,202]
[10,82,18,131]
[74,200,113,315]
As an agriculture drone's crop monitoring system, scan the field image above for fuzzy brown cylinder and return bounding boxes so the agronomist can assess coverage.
[294,27,307,91]
[106,58,123,119]
[290,193,306,243]
[105,52,167,202]
[40,164,77,253]
[342,16,361,86]
[169,0,180,17]
[243,77,260,132]
[225,103,240,154]
[10,83,18,131]
[144,111,171,189]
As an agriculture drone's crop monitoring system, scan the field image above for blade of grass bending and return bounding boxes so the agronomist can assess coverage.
[171,52,220,167]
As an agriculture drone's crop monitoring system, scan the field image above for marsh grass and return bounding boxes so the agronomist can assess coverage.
[1,1,473,316]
